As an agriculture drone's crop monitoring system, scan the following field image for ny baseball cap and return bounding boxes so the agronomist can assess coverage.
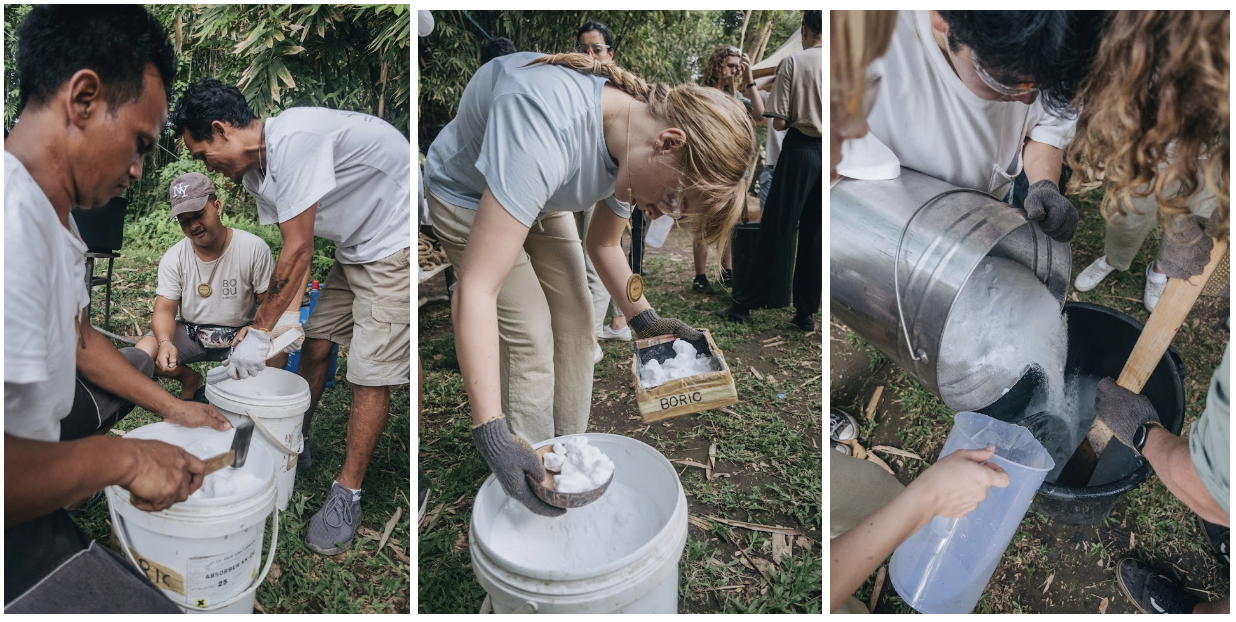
[168,172,216,220]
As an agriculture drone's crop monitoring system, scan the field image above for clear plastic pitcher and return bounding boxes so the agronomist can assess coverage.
[889,411,1053,614]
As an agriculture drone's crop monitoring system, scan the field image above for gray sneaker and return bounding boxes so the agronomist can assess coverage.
[305,481,363,555]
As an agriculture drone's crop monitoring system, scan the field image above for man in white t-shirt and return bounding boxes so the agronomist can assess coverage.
[172,79,411,556]
[132,172,284,401]
[3,5,228,614]
[851,10,1106,243]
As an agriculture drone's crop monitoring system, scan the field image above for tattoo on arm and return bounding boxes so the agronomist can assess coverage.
[268,276,290,297]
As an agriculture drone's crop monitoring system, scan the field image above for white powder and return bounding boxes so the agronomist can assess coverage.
[544,436,615,493]
[487,481,660,570]
[638,339,717,388]
[184,440,267,500]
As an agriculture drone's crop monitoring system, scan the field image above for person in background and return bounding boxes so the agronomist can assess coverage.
[1070,10,1229,614]
[689,44,765,294]
[172,79,410,557]
[4,6,213,613]
[134,172,286,401]
[574,20,634,345]
[716,10,822,331]
[480,36,517,65]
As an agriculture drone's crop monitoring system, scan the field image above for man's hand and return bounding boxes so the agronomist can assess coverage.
[629,308,703,341]
[1094,377,1161,449]
[271,311,305,353]
[225,329,272,380]
[161,400,232,431]
[155,340,178,373]
[907,446,1010,518]
[121,439,207,512]
[1024,180,1079,243]
[1158,215,1217,280]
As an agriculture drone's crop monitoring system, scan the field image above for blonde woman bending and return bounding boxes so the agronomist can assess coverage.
[424,52,755,515]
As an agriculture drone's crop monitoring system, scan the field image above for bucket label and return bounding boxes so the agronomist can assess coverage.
[130,549,185,596]
[186,538,259,607]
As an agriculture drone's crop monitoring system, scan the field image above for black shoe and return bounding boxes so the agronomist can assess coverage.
[418,465,430,523]
[713,304,750,323]
[1116,558,1201,614]
[298,439,312,472]
[789,312,815,331]
[692,275,716,294]
[720,268,733,287]
[1198,516,1229,565]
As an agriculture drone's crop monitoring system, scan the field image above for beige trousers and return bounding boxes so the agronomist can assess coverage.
[1103,174,1218,271]
[574,206,622,336]
[830,451,905,539]
[428,192,595,443]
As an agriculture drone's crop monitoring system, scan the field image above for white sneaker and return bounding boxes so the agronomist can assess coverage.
[594,342,603,365]
[600,324,632,341]
[1075,256,1116,292]
[1144,263,1167,312]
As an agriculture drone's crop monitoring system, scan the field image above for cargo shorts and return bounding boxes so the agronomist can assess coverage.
[303,248,411,386]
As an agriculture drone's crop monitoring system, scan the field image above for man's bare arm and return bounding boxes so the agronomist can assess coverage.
[255,205,317,331]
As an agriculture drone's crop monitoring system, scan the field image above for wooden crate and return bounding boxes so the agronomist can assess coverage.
[631,330,738,423]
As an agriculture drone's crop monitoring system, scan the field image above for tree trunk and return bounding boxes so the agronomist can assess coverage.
[738,10,751,52]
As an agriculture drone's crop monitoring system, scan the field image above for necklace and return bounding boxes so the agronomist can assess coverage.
[625,100,633,205]
[193,229,231,297]
[258,123,267,179]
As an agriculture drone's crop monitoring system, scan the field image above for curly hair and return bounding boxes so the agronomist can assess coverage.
[702,45,741,95]
[1067,11,1229,240]
[525,53,756,248]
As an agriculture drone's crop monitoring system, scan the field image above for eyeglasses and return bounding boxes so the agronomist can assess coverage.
[576,43,612,55]
[970,51,1037,97]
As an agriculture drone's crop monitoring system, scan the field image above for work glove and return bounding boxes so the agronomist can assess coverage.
[1158,215,1218,280]
[224,328,272,380]
[1094,377,1162,451]
[629,309,703,341]
[472,416,565,517]
[271,311,306,353]
[1023,180,1079,243]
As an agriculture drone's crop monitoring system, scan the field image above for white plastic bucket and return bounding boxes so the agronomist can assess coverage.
[205,367,311,511]
[105,422,279,614]
[469,433,688,614]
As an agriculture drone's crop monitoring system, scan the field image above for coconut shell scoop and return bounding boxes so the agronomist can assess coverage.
[526,445,613,509]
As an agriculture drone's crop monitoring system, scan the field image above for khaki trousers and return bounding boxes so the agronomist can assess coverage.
[1103,172,1218,271]
[428,192,594,443]
[830,451,905,539]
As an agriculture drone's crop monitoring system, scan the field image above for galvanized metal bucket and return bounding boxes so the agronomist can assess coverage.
[830,168,1071,410]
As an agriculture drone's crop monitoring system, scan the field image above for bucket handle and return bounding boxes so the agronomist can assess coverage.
[478,594,537,614]
[892,189,973,363]
[110,495,281,612]
[246,408,304,455]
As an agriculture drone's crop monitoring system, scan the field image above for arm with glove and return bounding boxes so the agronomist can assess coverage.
[1022,139,1078,243]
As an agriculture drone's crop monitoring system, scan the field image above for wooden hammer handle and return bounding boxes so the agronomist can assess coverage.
[1085,237,1228,455]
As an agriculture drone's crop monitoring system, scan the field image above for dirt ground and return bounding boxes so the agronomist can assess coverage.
[829,201,1230,614]
[418,207,823,613]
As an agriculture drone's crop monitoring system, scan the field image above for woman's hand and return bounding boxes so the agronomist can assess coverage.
[905,446,1010,518]
[472,416,565,517]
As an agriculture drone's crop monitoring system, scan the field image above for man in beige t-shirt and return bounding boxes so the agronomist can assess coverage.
[134,172,283,400]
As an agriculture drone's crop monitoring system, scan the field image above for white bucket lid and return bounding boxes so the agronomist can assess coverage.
[205,367,311,418]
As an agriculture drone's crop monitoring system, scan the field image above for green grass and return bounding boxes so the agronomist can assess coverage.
[75,249,411,614]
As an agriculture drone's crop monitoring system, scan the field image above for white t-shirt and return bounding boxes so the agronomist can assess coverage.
[761,92,787,167]
[243,108,411,265]
[4,152,90,442]
[862,10,1077,196]
[156,229,274,327]
[424,52,632,227]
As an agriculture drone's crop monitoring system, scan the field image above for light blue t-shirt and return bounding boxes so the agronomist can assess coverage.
[1190,344,1230,517]
[425,52,631,227]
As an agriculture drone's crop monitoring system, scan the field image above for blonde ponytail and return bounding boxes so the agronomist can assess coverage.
[526,53,756,248]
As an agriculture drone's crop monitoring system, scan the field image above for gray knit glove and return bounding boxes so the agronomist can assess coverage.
[629,309,703,341]
[1158,215,1216,280]
[1094,377,1162,450]
[1024,180,1078,243]
[472,416,564,517]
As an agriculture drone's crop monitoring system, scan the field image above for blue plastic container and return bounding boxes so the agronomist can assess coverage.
[889,412,1053,614]
[284,284,339,388]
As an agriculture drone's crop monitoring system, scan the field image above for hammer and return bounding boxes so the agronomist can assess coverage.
[130,419,256,506]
